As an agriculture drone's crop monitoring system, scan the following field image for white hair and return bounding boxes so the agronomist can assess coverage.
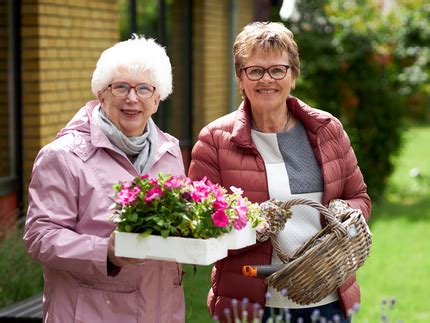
[91,35,172,101]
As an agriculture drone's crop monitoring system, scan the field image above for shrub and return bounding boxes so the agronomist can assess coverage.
[276,0,429,199]
[0,222,43,308]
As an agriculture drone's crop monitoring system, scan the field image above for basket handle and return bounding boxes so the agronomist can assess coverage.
[269,198,348,263]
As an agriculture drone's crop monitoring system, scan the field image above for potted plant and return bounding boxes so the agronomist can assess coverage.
[110,173,267,265]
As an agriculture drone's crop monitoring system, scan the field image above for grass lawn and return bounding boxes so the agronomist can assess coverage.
[354,126,430,322]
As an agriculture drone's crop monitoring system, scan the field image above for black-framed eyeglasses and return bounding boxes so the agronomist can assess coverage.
[107,82,156,99]
[241,64,291,81]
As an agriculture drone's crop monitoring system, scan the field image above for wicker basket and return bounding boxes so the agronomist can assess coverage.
[266,198,372,305]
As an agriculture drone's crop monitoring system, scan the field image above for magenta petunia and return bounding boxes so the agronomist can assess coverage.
[212,209,229,228]
[144,187,163,202]
[212,198,228,211]
[164,176,184,189]
[234,197,248,218]
[190,180,211,202]
[232,197,248,230]
[115,186,141,207]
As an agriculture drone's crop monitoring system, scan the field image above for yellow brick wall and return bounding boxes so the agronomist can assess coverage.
[235,0,256,107]
[21,0,120,204]
[192,0,255,139]
[192,0,230,138]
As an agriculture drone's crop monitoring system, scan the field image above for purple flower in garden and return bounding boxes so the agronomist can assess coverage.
[212,209,229,227]
[115,185,140,207]
[144,187,163,202]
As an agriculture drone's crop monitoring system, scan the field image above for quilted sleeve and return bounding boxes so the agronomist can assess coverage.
[337,124,372,220]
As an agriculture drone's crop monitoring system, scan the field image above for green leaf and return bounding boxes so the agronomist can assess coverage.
[161,229,170,238]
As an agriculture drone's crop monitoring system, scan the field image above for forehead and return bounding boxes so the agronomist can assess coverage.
[112,66,152,83]
[244,50,290,66]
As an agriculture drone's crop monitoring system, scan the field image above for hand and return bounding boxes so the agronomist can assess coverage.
[108,232,144,267]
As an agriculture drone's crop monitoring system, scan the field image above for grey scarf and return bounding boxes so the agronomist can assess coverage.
[93,106,158,175]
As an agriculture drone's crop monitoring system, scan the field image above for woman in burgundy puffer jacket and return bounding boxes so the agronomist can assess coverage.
[188,21,371,323]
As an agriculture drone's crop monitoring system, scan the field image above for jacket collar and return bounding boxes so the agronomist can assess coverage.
[231,96,331,148]
[61,100,177,163]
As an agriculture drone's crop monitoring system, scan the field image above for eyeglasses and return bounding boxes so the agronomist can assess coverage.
[241,64,291,81]
[107,82,156,98]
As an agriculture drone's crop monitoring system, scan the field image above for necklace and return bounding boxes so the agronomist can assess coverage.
[253,108,291,133]
[284,108,291,131]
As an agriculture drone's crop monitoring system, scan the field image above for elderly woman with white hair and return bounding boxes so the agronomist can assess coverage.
[24,35,185,323]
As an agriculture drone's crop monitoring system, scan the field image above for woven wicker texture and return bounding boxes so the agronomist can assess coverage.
[266,198,372,305]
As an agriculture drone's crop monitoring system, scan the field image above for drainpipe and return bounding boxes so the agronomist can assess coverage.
[130,0,137,35]
[1,0,22,205]
[181,0,193,170]
[229,0,237,112]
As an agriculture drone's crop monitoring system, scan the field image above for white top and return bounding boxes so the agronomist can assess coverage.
[251,123,338,309]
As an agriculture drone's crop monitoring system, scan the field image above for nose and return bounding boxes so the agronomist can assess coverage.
[260,70,273,82]
[126,88,139,102]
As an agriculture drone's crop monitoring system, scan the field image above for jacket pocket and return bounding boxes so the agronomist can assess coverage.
[74,283,139,323]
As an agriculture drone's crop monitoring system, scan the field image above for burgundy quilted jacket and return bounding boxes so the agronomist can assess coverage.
[188,96,371,321]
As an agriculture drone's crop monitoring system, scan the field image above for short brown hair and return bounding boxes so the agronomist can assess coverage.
[233,21,300,79]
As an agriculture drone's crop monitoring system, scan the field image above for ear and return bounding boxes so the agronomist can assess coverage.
[291,78,296,90]
[239,78,245,93]
[97,90,105,106]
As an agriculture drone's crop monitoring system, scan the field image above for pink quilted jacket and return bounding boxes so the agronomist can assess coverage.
[188,96,371,321]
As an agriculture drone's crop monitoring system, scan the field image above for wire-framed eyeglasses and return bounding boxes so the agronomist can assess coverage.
[107,82,156,98]
[241,64,291,81]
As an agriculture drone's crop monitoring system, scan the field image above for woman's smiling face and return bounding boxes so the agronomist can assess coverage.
[98,68,160,137]
[239,51,296,115]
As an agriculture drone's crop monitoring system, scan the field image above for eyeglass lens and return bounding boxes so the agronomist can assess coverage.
[110,83,155,98]
[244,65,289,80]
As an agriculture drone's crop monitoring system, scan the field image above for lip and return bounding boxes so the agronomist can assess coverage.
[256,88,278,94]
[121,109,142,117]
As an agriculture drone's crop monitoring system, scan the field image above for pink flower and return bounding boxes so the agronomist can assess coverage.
[233,217,247,230]
[212,198,228,211]
[212,209,229,228]
[115,186,140,207]
[212,186,228,210]
[191,179,211,202]
[149,178,159,186]
[164,176,184,189]
[232,197,248,230]
[144,187,163,202]
[234,197,248,218]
